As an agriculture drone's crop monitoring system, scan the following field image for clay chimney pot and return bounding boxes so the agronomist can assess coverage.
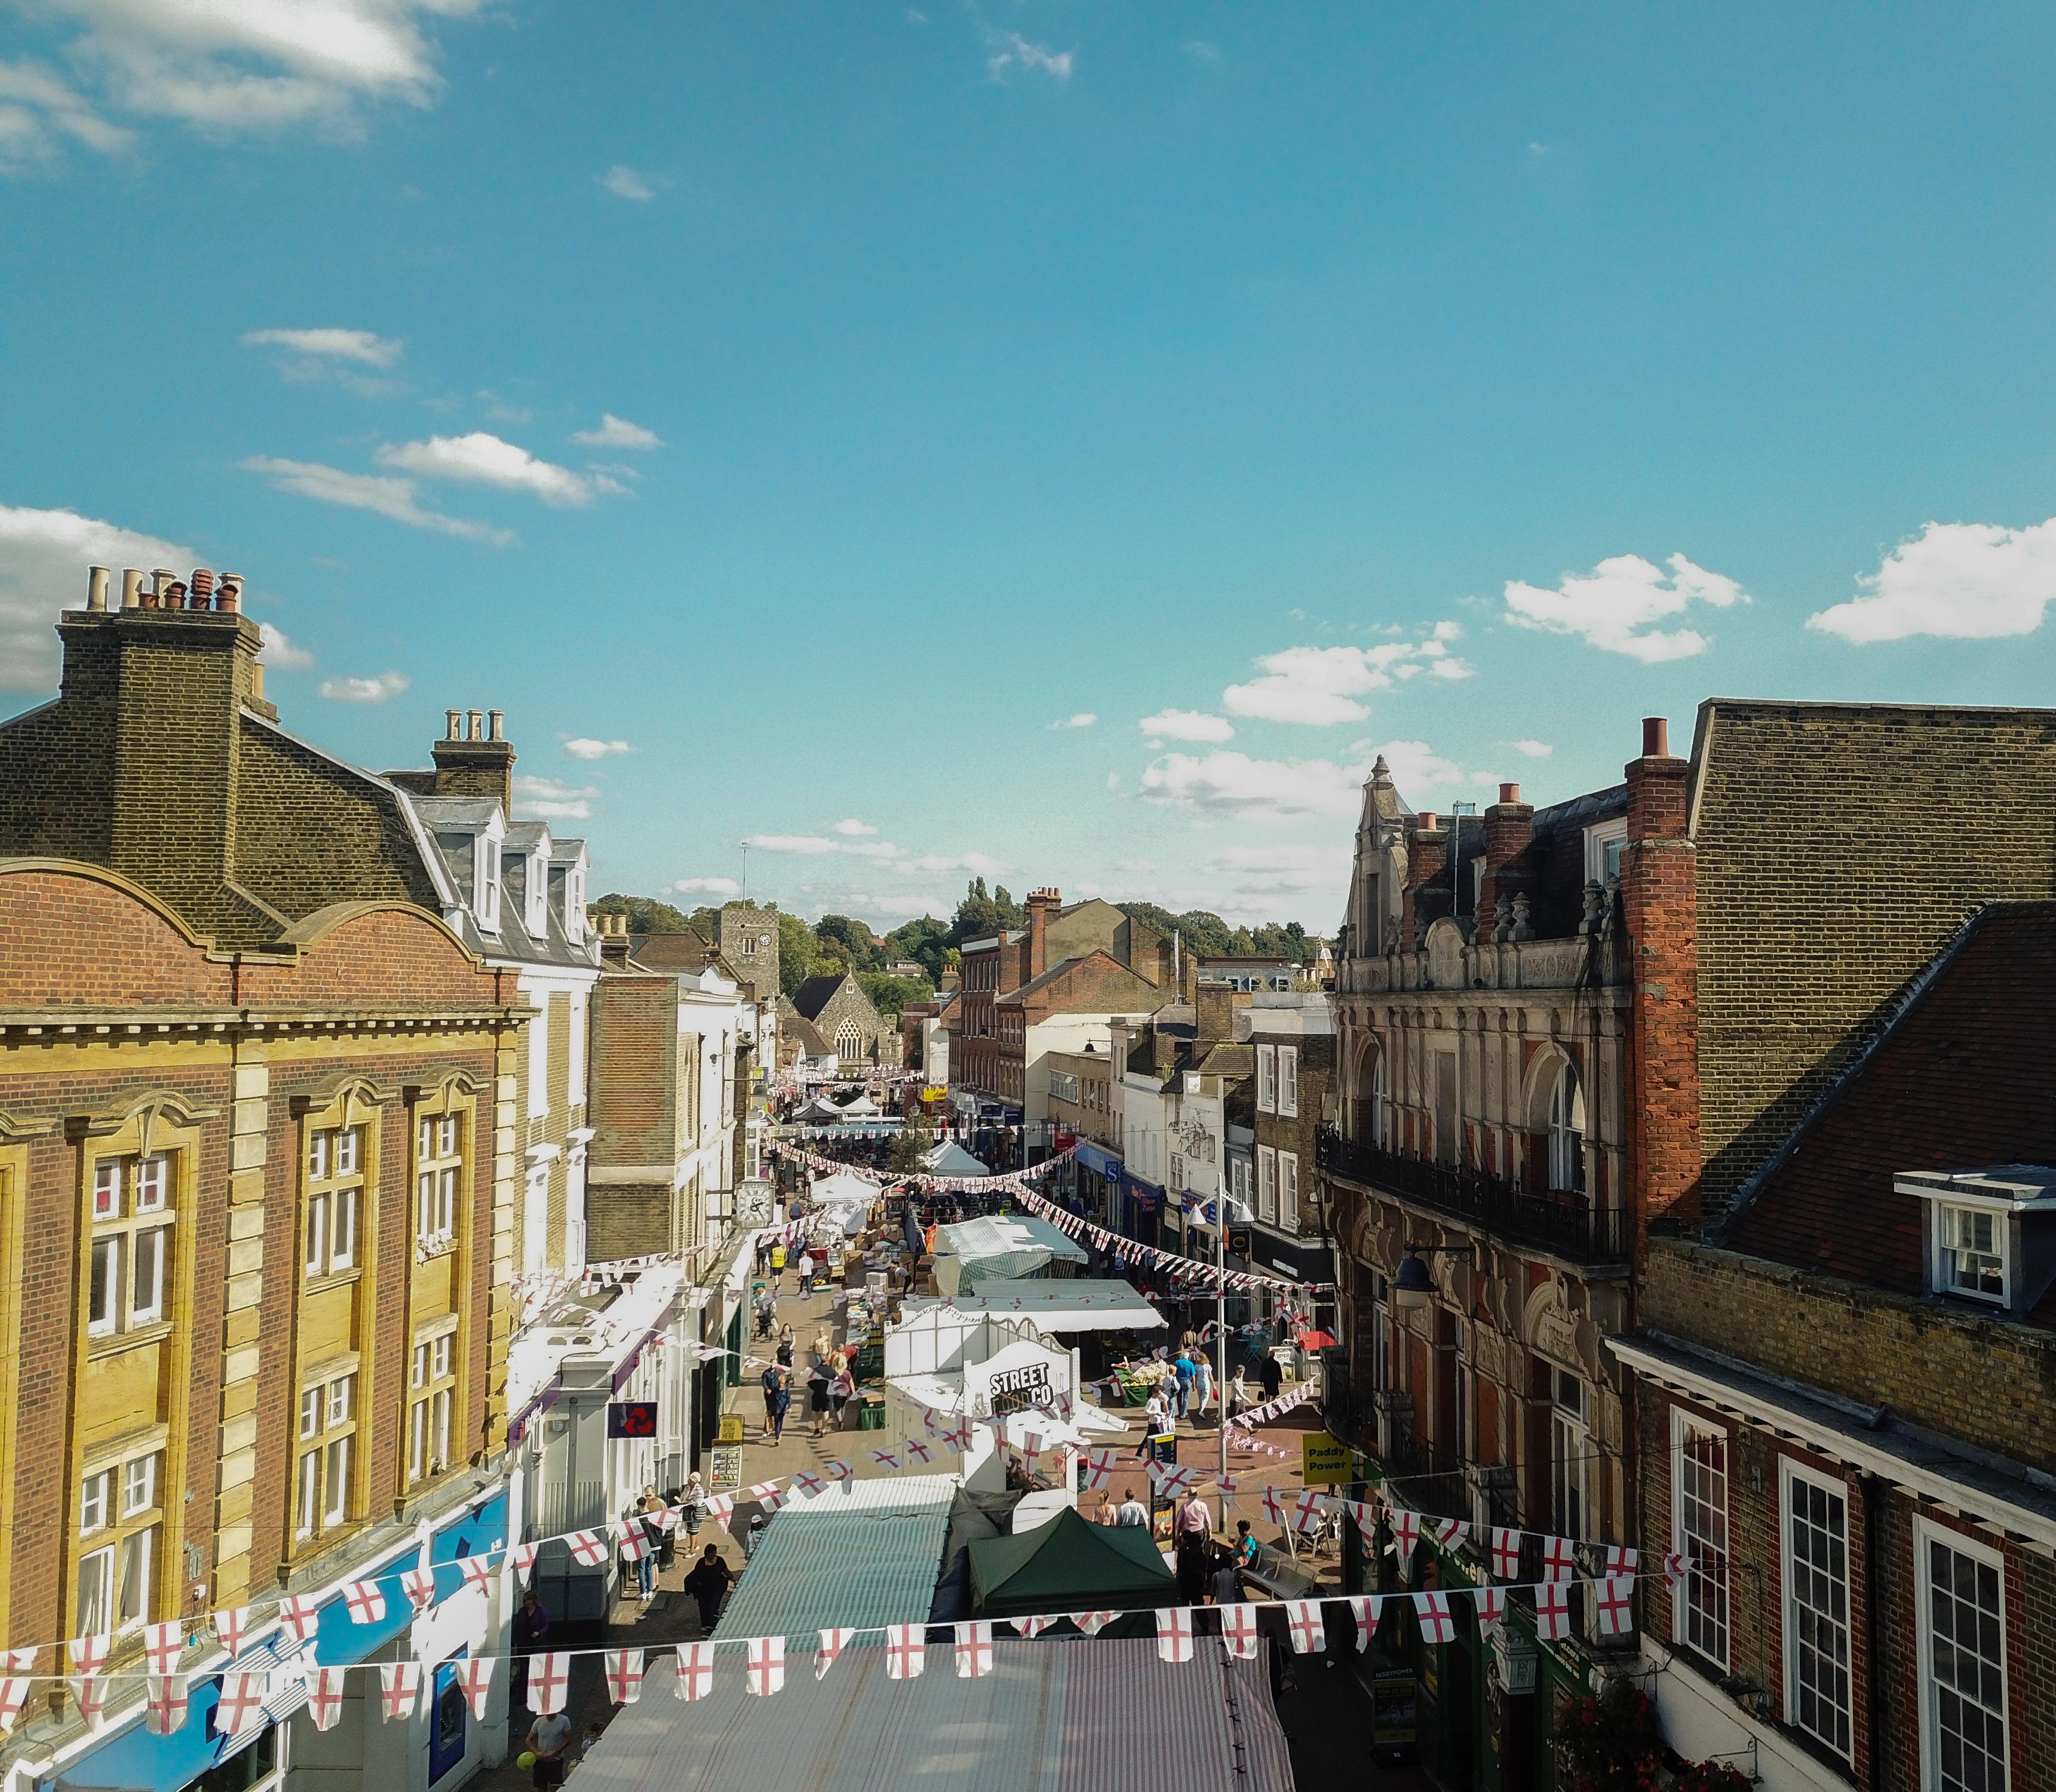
[1642,716,1670,759]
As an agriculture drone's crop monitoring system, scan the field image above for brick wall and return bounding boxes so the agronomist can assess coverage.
[1690,701,2056,1216]
[588,976,679,1167]
[1643,1239,2056,1474]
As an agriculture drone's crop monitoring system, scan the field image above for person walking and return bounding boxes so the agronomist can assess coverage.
[1094,1491,1116,1526]
[1228,1367,1251,1422]
[797,1253,815,1297]
[1174,1489,1212,1605]
[1259,1349,1283,1404]
[682,1545,734,1634]
[1114,1490,1150,1527]
[1192,1351,1215,1421]
[775,1326,794,1369]
[806,1362,831,1437]
[1136,1386,1170,1456]
[1171,1351,1195,1423]
[679,1472,707,1545]
[829,1361,855,1431]
[760,1363,791,1441]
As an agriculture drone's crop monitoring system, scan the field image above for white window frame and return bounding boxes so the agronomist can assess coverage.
[474,833,502,933]
[1547,1066,1586,1194]
[1370,1049,1389,1147]
[1672,1408,1732,1668]
[1230,1156,1251,1208]
[1277,1047,1299,1119]
[1551,1370,1594,1541]
[1279,1151,1299,1228]
[1932,1202,2008,1306]
[1256,1146,1277,1225]
[528,996,551,1120]
[1584,818,1628,886]
[1256,1045,1276,1115]
[76,1542,115,1637]
[1781,1459,1855,1761]
[1914,1516,2009,1792]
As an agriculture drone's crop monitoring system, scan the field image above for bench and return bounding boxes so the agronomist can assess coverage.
[1238,1540,1322,1603]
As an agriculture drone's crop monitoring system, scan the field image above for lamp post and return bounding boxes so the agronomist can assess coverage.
[1391,1242,1474,1314]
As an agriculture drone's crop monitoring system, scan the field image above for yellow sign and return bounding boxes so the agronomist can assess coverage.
[922,1087,947,1103]
[717,1414,744,1445]
[1302,1433,1353,1485]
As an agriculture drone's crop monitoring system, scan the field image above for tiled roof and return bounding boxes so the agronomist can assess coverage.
[1719,901,2056,1324]
[790,974,851,1020]
[710,1474,955,1649]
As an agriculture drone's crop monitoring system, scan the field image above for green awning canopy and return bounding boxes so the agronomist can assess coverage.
[967,1508,1176,1619]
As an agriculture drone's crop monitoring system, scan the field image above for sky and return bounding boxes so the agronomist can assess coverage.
[3,3,2054,933]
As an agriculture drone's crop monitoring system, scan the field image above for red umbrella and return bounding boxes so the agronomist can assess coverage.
[1296,1328,1337,1349]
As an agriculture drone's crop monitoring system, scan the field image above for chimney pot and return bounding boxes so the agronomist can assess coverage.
[1417,810,1439,833]
[467,710,484,742]
[487,709,504,742]
[162,581,188,610]
[121,569,144,609]
[216,574,243,613]
[188,569,216,610]
[151,569,176,604]
[86,567,109,612]
[1642,716,1670,758]
[1497,782,1520,806]
[446,710,463,740]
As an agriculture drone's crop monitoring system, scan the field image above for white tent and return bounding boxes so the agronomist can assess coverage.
[923,1140,991,1178]
[837,1094,883,1116]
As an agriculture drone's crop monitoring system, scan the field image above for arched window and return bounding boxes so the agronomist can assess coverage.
[834,1019,861,1064]
[1547,1067,1586,1194]
[1370,1051,1389,1148]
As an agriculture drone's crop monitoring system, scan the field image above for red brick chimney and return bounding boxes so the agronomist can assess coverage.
[1621,714,1699,1252]
[1478,781,1536,936]
[1402,813,1449,954]
[1024,887,1058,980]
[432,707,517,814]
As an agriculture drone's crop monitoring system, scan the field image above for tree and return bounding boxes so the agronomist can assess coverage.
[885,915,952,982]
[777,910,829,997]
[858,971,934,1021]
[815,913,885,972]
[948,877,1026,947]
[888,1114,935,1174]
[592,892,698,934]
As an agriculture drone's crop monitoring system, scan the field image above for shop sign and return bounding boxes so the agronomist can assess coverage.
[1301,1433,1353,1484]
[1372,1669,1417,1748]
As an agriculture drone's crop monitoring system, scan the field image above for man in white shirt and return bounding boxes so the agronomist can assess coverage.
[1115,1493,1150,1527]
[526,1710,574,1789]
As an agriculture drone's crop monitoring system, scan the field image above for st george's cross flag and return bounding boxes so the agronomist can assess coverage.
[954,1622,995,1679]
[1155,1607,1194,1664]
[815,1629,857,1680]
[745,1637,785,1697]
[143,1676,189,1736]
[453,1657,495,1722]
[885,1624,925,1681]
[1283,1600,1326,1655]
[1219,1603,1262,1661]
[525,1653,570,1716]
[306,1668,349,1732]
[379,1661,423,1721]
[673,1643,716,1702]
[604,1650,646,1705]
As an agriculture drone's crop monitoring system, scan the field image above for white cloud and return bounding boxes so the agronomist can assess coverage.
[744,832,1009,879]
[1141,741,1496,824]
[572,413,663,449]
[831,818,878,836]
[375,433,596,507]
[1183,39,1222,63]
[1807,517,2056,643]
[668,876,741,898]
[1,1,487,161]
[513,774,600,820]
[1511,738,1554,758]
[987,32,1073,81]
[1106,772,1121,791]
[0,59,131,168]
[1048,712,1096,731]
[242,456,510,543]
[748,833,900,861]
[894,850,1009,877]
[1112,857,1155,874]
[1202,842,1354,908]
[0,502,192,689]
[1139,708,1235,743]
[318,670,409,703]
[259,623,315,669]
[1503,552,1748,662]
[561,736,632,760]
[241,327,401,367]
[799,888,953,924]
[596,165,658,201]
[1222,635,1474,726]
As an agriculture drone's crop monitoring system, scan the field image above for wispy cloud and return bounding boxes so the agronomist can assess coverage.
[241,327,402,367]
[514,774,600,820]
[1808,517,2056,643]
[572,413,663,449]
[669,875,741,898]
[831,818,878,836]
[259,623,315,669]
[376,433,598,507]
[1222,630,1472,726]
[1048,712,1096,731]
[1511,738,1554,758]
[745,833,1009,879]
[987,32,1073,81]
[0,502,191,689]
[1183,39,1222,63]
[319,670,409,703]
[1504,553,1748,661]
[241,456,510,543]
[1139,708,1235,743]
[597,164,659,201]
[0,1,490,167]
[1140,740,1496,824]
[562,736,632,760]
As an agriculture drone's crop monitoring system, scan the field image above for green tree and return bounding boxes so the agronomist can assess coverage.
[888,1115,935,1174]
[948,877,1026,947]
[885,915,952,982]
[858,971,934,1021]
[816,912,885,971]
[592,892,698,934]
[777,909,829,997]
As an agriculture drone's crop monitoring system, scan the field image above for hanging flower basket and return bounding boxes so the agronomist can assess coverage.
[1555,1680,1664,1792]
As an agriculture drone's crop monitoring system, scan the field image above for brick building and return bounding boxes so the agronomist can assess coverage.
[1613,901,2056,1792]
[0,574,527,1792]
[1236,995,1337,1291]
[1319,702,2056,1788]
[786,972,893,1070]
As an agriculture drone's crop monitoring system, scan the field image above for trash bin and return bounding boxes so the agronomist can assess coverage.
[857,1395,886,1431]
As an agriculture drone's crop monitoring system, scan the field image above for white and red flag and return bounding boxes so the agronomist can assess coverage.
[306,1668,348,1731]
[1345,1595,1381,1649]
[454,1657,495,1722]
[954,1621,995,1678]
[510,1542,541,1588]
[885,1624,925,1680]
[604,1650,646,1705]
[1662,1551,1688,1590]
[379,1661,423,1720]
[1533,1578,1573,1641]
[67,1633,110,1722]
[1013,1616,1054,1639]
[1284,1600,1325,1655]
[402,1564,438,1612]
[1414,1592,1455,1646]
[1473,1587,1506,1637]
[0,1679,30,1736]
[526,1652,570,1716]
[1216,1475,1239,1509]
[1155,1607,1194,1664]
[614,1524,651,1564]
[211,1609,249,1655]
[1386,1508,1421,1557]
[1491,1528,1523,1581]
[674,1643,716,1702]
[704,1495,736,1529]
[218,1671,269,1736]
[1072,1612,1115,1636]
[1427,1515,1466,1549]
[868,1449,900,1472]
[143,1676,189,1736]
[790,1471,826,1499]
[460,1557,495,1595]
[279,1595,323,1646]
[1079,1450,1118,1490]
[1606,1545,1640,1574]
[565,1531,609,1569]
[1220,1604,1261,1661]
[143,1621,185,1677]
[1595,1575,1636,1637]
[1539,1535,1576,1582]
[903,1438,934,1466]
[827,1459,854,1489]
[815,1629,856,1680]
[745,1637,785,1697]
[343,1579,388,1623]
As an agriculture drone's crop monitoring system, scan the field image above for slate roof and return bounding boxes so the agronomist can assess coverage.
[411,794,597,972]
[1718,901,2056,1324]
[790,974,853,1021]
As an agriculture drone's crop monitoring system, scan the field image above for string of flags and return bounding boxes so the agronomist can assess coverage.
[1008,1186,1329,1299]
[8,1554,1687,1739]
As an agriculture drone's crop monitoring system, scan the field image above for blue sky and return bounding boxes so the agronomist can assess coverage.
[4,3,2053,931]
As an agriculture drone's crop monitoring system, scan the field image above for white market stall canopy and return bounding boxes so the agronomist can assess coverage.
[910,1280,1165,1334]
[931,1216,1089,1296]
[923,1140,992,1177]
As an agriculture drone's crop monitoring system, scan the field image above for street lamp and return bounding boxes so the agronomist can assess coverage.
[1391,1243,1472,1314]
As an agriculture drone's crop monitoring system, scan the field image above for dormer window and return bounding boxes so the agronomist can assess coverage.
[1901,1167,2056,1316]
[474,836,501,933]
[524,850,549,937]
[563,864,586,941]
[1584,818,1628,886]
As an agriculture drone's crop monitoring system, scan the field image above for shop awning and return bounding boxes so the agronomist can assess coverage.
[930,1215,1089,1295]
